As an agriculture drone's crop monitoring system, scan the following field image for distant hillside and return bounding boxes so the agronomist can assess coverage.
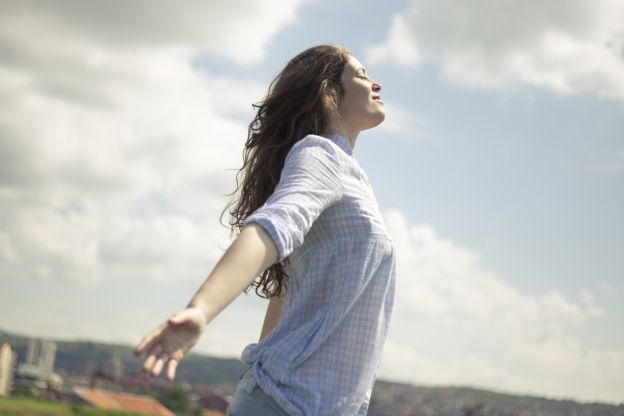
[0,329,247,389]
[369,379,624,416]
[2,328,623,416]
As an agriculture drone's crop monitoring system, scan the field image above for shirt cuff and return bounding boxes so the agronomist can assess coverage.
[243,214,288,263]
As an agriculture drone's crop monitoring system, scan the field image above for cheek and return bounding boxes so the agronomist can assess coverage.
[340,90,371,117]
[337,94,355,116]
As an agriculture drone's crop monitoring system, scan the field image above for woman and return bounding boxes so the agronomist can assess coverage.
[134,44,396,416]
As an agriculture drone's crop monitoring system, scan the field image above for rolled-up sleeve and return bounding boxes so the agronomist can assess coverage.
[242,135,344,263]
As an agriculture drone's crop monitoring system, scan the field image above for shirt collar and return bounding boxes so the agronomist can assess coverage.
[325,133,354,156]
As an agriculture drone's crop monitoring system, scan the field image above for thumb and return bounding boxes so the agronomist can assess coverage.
[168,309,193,325]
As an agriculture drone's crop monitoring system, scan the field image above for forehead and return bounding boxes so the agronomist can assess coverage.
[343,55,365,76]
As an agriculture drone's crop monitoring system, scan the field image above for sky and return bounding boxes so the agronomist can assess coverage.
[1,0,623,405]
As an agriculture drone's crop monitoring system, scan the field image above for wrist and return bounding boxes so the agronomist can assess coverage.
[187,300,213,325]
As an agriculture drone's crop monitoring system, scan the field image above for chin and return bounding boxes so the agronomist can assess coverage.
[362,122,384,132]
[367,112,386,129]
[356,110,386,131]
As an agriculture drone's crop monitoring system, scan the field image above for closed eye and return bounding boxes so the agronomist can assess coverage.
[356,68,369,79]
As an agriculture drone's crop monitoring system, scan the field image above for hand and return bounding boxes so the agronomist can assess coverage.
[134,306,207,381]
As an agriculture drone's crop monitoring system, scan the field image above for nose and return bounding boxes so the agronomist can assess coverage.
[372,82,381,93]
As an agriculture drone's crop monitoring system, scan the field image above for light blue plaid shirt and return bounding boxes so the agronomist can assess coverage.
[240,133,396,416]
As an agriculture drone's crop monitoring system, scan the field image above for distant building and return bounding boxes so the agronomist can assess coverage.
[0,342,17,396]
[73,387,175,416]
[105,354,124,378]
[13,338,62,395]
[26,338,56,376]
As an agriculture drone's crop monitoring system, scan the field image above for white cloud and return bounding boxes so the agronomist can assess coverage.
[0,0,309,67]
[367,14,421,68]
[379,209,624,404]
[0,49,252,286]
[0,2,305,286]
[367,0,624,102]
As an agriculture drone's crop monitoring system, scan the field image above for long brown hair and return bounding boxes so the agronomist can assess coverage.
[220,44,352,299]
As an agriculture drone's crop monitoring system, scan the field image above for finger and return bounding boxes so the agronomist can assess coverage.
[166,358,178,381]
[151,352,168,377]
[142,344,163,374]
[135,335,155,357]
[135,333,156,356]
[135,324,167,356]
[135,322,168,355]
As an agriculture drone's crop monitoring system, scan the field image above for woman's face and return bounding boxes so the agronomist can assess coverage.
[336,55,385,132]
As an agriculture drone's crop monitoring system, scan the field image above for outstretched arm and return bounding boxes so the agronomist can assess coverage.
[134,223,278,380]
[187,223,278,323]
[135,136,343,381]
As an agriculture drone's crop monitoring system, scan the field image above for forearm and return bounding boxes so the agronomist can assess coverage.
[259,294,285,341]
[187,223,278,324]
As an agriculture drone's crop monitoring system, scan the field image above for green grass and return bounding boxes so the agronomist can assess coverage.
[0,395,143,416]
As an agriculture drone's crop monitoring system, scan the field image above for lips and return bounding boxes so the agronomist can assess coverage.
[372,95,383,104]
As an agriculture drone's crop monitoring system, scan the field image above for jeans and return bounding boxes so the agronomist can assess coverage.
[226,365,290,416]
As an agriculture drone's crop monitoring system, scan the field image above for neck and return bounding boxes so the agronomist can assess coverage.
[328,122,359,152]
